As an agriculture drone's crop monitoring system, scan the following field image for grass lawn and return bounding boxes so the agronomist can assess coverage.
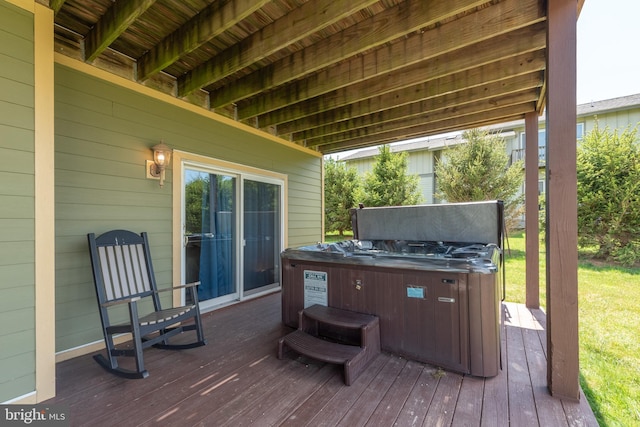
[324,231,640,426]
[504,232,640,427]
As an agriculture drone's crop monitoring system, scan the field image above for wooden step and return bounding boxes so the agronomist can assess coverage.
[278,305,381,385]
[302,304,378,329]
[278,330,362,364]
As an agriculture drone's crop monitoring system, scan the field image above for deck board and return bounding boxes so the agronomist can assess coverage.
[452,375,484,426]
[421,371,462,426]
[45,294,598,426]
[391,365,439,427]
[336,355,406,426]
[365,359,422,426]
[506,316,539,426]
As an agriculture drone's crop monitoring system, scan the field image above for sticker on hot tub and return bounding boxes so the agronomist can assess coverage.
[406,286,425,299]
[304,270,328,308]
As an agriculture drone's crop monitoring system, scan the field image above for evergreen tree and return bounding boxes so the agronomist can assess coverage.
[435,129,524,232]
[361,145,423,207]
[324,158,360,236]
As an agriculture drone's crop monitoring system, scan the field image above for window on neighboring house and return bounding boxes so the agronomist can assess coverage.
[576,122,585,140]
[538,129,546,161]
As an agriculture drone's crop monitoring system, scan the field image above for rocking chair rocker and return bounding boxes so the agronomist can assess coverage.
[88,230,206,379]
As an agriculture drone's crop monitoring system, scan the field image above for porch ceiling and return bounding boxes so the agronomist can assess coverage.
[42,0,569,154]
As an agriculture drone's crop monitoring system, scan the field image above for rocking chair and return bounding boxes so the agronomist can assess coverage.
[87,229,206,379]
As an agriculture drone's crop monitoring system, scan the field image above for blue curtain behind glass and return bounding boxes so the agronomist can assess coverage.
[198,175,234,300]
[243,180,279,291]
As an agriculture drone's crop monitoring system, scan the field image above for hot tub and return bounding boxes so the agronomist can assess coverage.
[281,201,504,377]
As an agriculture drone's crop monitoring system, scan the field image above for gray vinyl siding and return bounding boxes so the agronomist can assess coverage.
[407,151,433,204]
[54,64,322,351]
[0,1,36,402]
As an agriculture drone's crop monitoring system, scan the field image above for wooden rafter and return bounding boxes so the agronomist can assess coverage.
[305,81,542,147]
[297,78,543,145]
[275,44,547,136]
[50,0,556,154]
[49,0,66,15]
[84,0,157,63]
[136,0,272,82]
[318,104,534,154]
[208,0,489,109]
[177,0,381,97]
[241,0,545,124]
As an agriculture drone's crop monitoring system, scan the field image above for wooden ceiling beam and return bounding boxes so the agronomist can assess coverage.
[209,0,489,109]
[84,0,157,63]
[241,0,546,123]
[51,0,553,154]
[318,113,528,154]
[177,0,380,97]
[279,49,546,137]
[49,0,66,15]
[304,85,541,147]
[136,0,271,82]
[298,77,543,144]
[316,104,534,154]
[302,90,540,148]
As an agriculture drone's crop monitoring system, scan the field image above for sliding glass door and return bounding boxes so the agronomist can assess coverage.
[243,179,281,295]
[184,168,238,306]
[182,161,284,309]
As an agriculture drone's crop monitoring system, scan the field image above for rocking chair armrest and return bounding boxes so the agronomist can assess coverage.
[100,296,142,308]
[155,281,201,293]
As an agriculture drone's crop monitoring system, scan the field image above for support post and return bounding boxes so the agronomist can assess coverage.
[545,0,579,400]
[525,112,540,309]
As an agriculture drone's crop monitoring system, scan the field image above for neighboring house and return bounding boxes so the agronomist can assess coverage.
[340,93,640,205]
[339,133,470,205]
[506,93,640,197]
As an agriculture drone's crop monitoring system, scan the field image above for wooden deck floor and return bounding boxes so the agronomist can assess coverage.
[46,292,598,426]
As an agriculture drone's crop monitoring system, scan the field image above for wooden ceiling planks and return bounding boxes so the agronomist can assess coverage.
[42,0,549,154]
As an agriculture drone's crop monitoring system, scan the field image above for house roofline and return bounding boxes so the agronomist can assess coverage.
[338,92,640,161]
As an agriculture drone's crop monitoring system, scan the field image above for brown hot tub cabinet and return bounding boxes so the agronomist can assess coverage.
[280,201,503,377]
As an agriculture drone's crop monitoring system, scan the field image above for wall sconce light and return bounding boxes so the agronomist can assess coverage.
[146,142,172,188]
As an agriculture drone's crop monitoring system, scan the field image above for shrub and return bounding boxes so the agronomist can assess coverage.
[577,123,640,266]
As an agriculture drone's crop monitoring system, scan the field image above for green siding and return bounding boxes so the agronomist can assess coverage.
[584,110,640,134]
[0,0,35,403]
[54,64,323,352]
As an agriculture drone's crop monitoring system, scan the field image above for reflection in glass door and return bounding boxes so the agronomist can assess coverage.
[243,179,281,295]
[184,168,237,306]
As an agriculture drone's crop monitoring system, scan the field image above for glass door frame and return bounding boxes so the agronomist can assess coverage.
[183,164,240,310]
[240,173,286,297]
[172,150,287,312]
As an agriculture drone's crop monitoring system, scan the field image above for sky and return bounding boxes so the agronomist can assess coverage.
[577,0,640,103]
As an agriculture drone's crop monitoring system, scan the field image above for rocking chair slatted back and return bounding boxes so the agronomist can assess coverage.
[97,243,153,301]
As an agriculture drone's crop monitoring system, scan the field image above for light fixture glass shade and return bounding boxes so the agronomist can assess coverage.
[149,141,172,188]
[152,142,172,169]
